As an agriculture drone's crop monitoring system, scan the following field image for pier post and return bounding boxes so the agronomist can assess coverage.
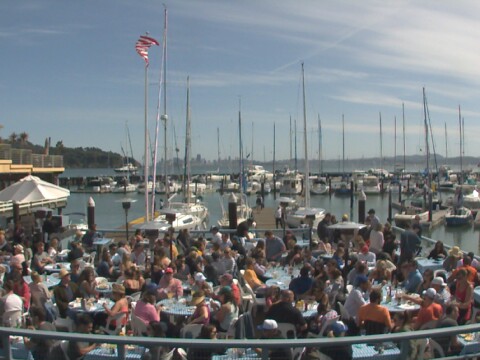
[87,197,95,230]
[358,190,366,223]
[388,188,392,223]
[398,182,402,203]
[228,193,238,229]
[328,178,332,197]
[12,202,20,228]
[350,181,354,210]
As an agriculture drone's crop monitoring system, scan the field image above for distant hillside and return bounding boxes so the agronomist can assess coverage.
[4,136,135,169]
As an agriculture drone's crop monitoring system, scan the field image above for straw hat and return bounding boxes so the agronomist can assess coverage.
[190,292,205,306]
[112,283,126,295]
[448,246,462,257]
[59,268,70,278]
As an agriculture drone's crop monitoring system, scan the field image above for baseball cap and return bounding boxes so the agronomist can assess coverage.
[165,267,174,274]
[368,209,375,214]
[218,286,232,295]
[432,277,446,287]
[423,288,437,299]
[361,245,369,254]
[331,321,349,336]
[194,272,207,282]
[145,283,159,295]
[257,319,278,331]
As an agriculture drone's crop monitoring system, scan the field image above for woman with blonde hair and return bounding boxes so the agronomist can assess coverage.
[29,271,51,309]
[368,260,392,285]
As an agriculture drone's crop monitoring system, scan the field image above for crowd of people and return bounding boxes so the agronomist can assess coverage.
[0,207,478,360]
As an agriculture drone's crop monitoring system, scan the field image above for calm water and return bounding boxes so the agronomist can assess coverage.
[61,168,480,255]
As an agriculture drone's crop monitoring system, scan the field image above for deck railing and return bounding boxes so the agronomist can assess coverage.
[1,323,480,360]
[0,144,63,168]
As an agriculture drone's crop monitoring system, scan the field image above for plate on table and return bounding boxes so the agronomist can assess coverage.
[460,333,475,341]
[397,304,415,310]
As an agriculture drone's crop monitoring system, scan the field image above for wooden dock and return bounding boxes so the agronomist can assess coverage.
[251,206,276,229]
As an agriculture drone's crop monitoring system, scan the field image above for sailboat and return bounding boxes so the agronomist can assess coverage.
[333,114,352,196]
[161,77,208,228]
[310,115,329,195]
[113,123,138,193]
[285,63,325,228]
[217,100,252,228]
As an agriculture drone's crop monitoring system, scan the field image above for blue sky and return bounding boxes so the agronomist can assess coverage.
[2,1,480,163]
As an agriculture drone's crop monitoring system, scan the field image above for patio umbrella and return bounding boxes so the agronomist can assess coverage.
[0,175,70,203]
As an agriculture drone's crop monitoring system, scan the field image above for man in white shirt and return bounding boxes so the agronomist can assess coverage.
[344,275,370,327]
[357,245,376,267]
[210,226,222,246]
[1,280,23,326]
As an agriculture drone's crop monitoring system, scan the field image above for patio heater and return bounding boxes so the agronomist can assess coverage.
[121,198,136,241]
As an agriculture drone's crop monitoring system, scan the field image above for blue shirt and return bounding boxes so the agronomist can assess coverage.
[403,269,423,294]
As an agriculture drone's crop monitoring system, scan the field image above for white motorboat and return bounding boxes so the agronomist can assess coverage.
[152,211,204,232]
[394,208,429,228]
[445,206,473,226]
[279,172,303,195]
[285,207,326,228]
[360,175,382,195]
[310,178,329,195]
[114,163,138,173]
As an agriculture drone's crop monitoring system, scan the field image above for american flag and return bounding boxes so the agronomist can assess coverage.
[135,35,159,65]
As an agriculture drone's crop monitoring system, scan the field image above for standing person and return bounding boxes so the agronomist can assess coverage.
[368,222,385,255]
[275,205,283,229]
[264,230,286,263]
[399,223,421,265]
[366,209,380,229]
[453,268,473,325]
[453,187,464,215]
[316,213,331,243]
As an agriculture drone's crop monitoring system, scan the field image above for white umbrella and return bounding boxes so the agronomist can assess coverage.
[327,221,366,230]
[0,175,70,203]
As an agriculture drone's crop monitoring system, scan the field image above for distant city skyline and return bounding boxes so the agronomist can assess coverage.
[2,1,480,162]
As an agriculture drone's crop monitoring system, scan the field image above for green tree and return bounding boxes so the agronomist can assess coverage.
[9,132,17,144]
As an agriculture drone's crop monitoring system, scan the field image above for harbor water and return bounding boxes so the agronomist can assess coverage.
[60,169,480,255]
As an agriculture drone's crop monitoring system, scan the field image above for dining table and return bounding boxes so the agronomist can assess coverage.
[415,257,444,274]
[44,262,71,274]
[23,274,60,289]
[85,344,144,360]
[458,333,480,355]
[68,298,115,314]
[352,342,401,359]
[158,297,197,318]
[212,348,260,360]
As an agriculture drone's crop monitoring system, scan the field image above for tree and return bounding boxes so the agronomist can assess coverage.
[9,132,17,144]
[19,131,29,145]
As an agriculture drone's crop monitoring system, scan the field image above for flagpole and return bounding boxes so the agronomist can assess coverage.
[144,63,150,222]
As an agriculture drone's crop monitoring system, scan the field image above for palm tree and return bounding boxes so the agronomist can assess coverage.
[19,131,29,145]
[9,132,17,144]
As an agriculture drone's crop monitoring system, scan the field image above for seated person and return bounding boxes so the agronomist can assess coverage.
[357,289,392,334]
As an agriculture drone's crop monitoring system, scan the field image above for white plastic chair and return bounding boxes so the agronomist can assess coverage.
[131,310,148,336]
[180,323,203,339]
[104,312,128,335]
[2,309,22,327]
[428,339,445,358]
[317,316,340,337]
[277,322,297,339]
[337,301,350,321]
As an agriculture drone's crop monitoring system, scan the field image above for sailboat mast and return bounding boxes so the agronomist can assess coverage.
[459,106,463,183]
[162,7,169,205]
[444,122,448,167]
[289,116,292,170]
[423,87,430,186]
[183,76,191,203]
[402,103,406,173]
[251,122,254,164]
[318,115,322,174]
[379,112,383,173]
[143,56,150,221]
[294,119,298,171]
[394,116,397,173]
[301,63,310,207]
[342,114,345,175]
[238,99,245,193]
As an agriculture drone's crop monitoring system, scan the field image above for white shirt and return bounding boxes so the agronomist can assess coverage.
[344,288,367,321]
[358,252,376,266]
[3,293,23,314]
[211,232,222,245]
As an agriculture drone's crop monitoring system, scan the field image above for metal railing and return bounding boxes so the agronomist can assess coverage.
[2,323,480,360]
[32,154,64,168]
[0,144,63,168]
